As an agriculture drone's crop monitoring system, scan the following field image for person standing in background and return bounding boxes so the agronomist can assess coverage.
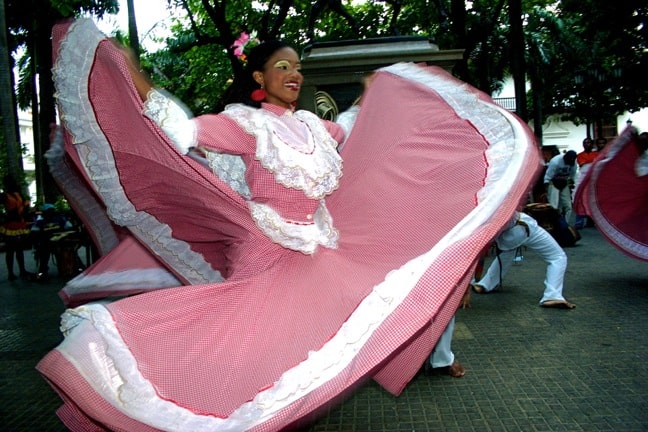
[544,150,577,225]
[574,138,598,229]
[1,176,32,281]
[30,204,73,281]
[595,137,608,152]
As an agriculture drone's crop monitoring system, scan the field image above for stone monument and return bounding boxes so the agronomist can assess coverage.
[299,37,464,119]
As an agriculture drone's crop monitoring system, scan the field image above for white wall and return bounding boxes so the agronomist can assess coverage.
[17,110,37,201]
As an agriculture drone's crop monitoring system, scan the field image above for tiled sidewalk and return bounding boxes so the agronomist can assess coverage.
[1,227,647,431]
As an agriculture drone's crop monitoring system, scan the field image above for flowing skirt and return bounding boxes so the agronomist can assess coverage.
[573,127,648,261]
[37,19,541,431]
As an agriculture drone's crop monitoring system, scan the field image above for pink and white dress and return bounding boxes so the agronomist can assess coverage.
[574,126,648,261]
[37,19,541,431]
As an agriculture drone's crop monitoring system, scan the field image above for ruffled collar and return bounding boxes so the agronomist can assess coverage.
[223,104,343,199]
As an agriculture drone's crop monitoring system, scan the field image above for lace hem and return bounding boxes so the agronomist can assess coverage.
[224,104,343,198]
[53,19,223,285]
[44,126,120,255]
[248,200,338,254]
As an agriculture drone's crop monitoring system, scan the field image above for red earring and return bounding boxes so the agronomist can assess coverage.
[251,88,267,102]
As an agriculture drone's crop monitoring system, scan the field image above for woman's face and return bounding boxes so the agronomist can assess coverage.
[253,47,303,109]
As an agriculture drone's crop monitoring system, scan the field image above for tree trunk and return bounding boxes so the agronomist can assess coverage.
[127,0,141,55]
[509,0,527,122]
[450,0,469,81]
[32,13,58,203]
[0,0,24,183]
[530,73,543,147]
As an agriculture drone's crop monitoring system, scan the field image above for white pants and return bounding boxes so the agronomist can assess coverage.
[429,316,455,368]
[475,224,568,304]
[547,184,574,225]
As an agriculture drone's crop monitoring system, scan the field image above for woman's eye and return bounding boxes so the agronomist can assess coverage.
[274,60,291,70]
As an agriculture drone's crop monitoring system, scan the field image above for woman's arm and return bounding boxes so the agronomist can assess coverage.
[113,41,153,102]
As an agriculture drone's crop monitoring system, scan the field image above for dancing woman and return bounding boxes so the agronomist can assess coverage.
[38,19,540,431]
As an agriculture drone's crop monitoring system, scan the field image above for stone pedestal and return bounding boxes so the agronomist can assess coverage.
[298,37,464,118]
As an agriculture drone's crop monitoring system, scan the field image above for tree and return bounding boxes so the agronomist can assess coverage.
[7,0,118,203]
[126,0,140,55]
[0,0,23,185]
[7,0,646,200]
[549,0,648,137]
[145,0,517,114]
[509,0,527,121]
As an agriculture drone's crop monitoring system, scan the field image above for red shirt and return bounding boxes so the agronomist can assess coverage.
[577,151,598,167]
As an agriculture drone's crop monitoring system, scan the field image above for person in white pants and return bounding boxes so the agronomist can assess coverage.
[424,283,472,378]
[426,316,466,377]
[471,211,576,309]
[544,150,577,226]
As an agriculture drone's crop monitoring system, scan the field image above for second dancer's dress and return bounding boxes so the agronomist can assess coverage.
[574,126,648,261]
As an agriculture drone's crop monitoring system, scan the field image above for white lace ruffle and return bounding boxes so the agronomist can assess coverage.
[223,104,343,199]
[249,199,338,254]
[335,105,360,153]
[143,90,253,198]
[143,89,196,154]
[205,151,252,199]
[63,268,181,298]
[44,127,120,255]
[53,19,223,285]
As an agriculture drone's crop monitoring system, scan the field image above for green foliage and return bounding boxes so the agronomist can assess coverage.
[147,43,232,115]
[532,1,648,126]
[6,0,647,164]
[50,0,119,18]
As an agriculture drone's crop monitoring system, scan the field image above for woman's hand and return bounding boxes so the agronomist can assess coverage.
[111,39,153,102]
[459,284,471,309]
[351,72,376,106]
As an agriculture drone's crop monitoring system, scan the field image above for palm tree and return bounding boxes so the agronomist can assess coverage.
[0,0,24,183]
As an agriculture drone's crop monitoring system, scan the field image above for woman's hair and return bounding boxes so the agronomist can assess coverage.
[216,40,292,111]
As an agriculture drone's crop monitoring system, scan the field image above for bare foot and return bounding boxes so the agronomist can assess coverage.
[471,284,485,294]
[540,299,576,309]
[446,360,466,378]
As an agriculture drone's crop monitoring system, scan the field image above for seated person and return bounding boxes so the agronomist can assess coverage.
[30,203,73,280]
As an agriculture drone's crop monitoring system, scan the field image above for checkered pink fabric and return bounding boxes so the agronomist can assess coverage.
[38,19,541,431]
